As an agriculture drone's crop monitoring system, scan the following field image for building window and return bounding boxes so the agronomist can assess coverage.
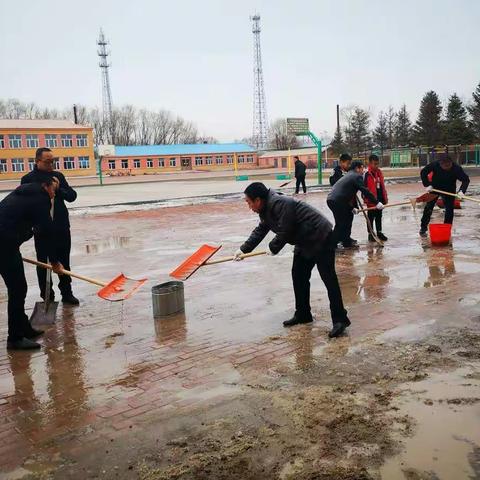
[158,158,165,167]
[61,134,73,147]
[76,134,88,147]
[28,158,35,171]
[45,134,57,148]
[205,156,213,165]
[226,155,233,164]
[147,158,153,168]
[121,159,129,169]
[78,156,90,169]
[215,155,223,165]
[11,158,25,172]
[238,155,245,163]
[134,159,141,168]
[63,157,75,170]
[54,158,60,169]
[0,159,7,173]
[195,156,203,166]
[0,136,4,148]
[247,155,254,163]
[108,160,116,169]
[26,135,39,148]
[169,157,176,167]
[9,135,22,148]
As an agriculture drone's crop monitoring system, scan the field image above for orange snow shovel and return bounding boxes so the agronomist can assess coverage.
[357,191,438,214]
[170,244,267,281]
[23,258,147,302]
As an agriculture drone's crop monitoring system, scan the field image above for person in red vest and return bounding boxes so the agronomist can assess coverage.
[363,154,388,241]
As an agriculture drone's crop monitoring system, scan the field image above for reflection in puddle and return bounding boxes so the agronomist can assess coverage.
[85,236,131,254]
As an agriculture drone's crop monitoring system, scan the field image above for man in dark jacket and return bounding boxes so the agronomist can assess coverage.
[0,180,64,350]
[233,182,350,338]
[329,153,352,186]
[294,156,307,194]
[327,161,383,248]
[419,157,470,236]
[21,147,79,305]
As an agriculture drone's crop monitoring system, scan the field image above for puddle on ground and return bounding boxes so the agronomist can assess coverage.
[84,236,131,254]
[380,366,480,479]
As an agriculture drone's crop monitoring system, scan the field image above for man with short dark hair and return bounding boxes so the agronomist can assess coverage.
[294,156,307,194]
[233,182,351,338]
[327,161,383,248]
[0,178,64,349]
[419,156,470,236]
[21,147,79,305]
[329,153,352,186]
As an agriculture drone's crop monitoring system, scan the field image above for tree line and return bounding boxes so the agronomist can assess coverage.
[0,99,216,146]
[330,82,480,155]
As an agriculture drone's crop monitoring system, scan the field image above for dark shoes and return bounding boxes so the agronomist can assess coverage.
[7,338,41,350]
[24,327,45,339]
[328,317,351,338]
[377,232,388,241]
[419,228,428,237]
[368,234,375,242]
[62,293,80,305]
[342,242,359,249]
[283,314,313,327]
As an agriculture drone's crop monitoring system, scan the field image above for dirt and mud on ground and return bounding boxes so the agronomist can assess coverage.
[1,181,480,479]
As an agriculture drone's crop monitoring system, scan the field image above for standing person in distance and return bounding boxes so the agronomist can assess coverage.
[21,148,79,305]
[419,156,470,236]
[363,154,389,242]
[329,153,352,186]
[294,156,307,194]
[327,161,383,249]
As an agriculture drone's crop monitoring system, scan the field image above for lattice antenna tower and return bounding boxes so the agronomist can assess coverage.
[97,29,113,124]
[250,14,268,150]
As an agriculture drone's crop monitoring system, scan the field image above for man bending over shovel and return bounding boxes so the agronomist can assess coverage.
[233,182,351,338]
[0,179,63,350]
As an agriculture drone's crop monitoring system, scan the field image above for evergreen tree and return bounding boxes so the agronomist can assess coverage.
[444,93,472,144]
[395,104,412,146]
[330,125,345,155]
[344,107,371,155]
[413,91,443,146]
[372,111,388,152]
[467,82,480,141]
[386,106,397,148]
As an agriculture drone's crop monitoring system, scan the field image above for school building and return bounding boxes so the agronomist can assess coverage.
[258,146,336,170]
[0,119,96,180]
[98,143,258,174]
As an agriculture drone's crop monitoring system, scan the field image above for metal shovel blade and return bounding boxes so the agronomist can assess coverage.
[30,300,59,326]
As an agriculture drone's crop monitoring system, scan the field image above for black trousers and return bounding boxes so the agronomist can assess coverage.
[34,229,72,298]
[0,243,30,342]
[421,195,455,230]
[295,176,307,194]
[327,199,354,246]
[367,209,383,233]
[292,236,348,325]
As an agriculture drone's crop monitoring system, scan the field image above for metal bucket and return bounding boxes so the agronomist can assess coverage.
[152,281,185,317]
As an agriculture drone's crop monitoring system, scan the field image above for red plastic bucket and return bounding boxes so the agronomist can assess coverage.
[429,223,452,246]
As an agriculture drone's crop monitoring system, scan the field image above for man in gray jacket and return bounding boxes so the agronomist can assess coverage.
[234,182,350,338]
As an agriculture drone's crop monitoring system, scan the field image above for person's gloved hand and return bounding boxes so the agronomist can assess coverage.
[426,185,433,192]
[233,249,244,261]
[457,191,465,199]
[352,208,359,215]
[376,202,384,210]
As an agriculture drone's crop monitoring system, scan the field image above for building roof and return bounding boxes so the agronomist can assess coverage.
[259,146,318,158]
[0,119,89,130]
[113,143,256,157]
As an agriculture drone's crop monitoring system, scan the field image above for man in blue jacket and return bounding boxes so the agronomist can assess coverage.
[21,148,79,305]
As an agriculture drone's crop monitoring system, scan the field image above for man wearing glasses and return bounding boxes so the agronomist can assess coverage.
[21,148,79,305]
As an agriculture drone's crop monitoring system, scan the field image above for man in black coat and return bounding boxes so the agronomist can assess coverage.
[327,161,383,248]
[419,156,470,236]
[329,153,352,186]
[21,148,79,305]
[0,180,64,349]
[233,182,350,338]
[294,156,307,194]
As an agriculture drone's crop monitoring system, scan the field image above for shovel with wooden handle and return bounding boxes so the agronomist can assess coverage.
[431,188,480,204]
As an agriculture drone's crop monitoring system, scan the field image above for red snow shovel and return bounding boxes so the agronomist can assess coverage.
[170,244,266,281]
[23,258,147,302]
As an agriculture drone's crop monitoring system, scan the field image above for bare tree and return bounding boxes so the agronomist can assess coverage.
[268,118,299,150]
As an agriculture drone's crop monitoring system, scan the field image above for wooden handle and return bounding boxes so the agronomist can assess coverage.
[22,257,107,287]
[358,200,412,213]
[204,250,267,266]
[431,188,480,204]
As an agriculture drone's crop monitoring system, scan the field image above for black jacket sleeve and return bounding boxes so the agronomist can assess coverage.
[420,163,434,187]
[55,172,77,203]
[355,175,377,204]
[240,221,270,254]
[454,165,470,193]
[268,199,296,254]
[32,199,58,262]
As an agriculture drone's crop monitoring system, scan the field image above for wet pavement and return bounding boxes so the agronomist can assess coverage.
[0,181,480,478]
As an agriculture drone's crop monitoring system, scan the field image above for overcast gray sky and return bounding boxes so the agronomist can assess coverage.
[1,0,479,141]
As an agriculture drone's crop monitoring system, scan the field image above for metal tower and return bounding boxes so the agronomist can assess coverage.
[97,29,113,124]
[250,14,268,150]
